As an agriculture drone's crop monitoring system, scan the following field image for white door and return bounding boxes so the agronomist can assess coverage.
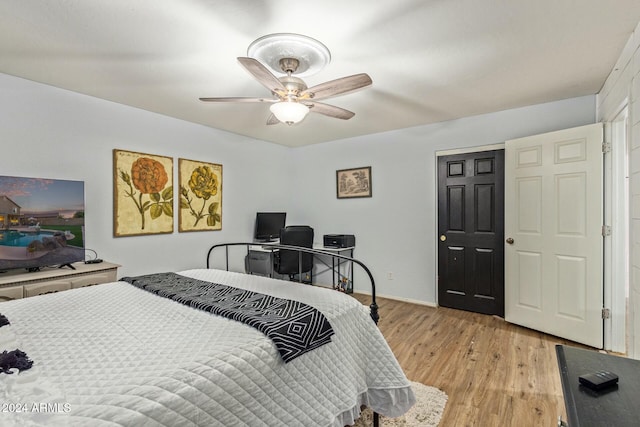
[505,123,603,348]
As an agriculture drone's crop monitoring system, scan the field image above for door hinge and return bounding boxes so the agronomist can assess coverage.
[602,225,612,236]
[602,142,611,153]
[602,308,611,319]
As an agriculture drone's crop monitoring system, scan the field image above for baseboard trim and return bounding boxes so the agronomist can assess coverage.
[355,291,437,308]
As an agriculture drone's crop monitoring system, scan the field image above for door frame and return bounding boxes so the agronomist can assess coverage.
[604,100,630,353]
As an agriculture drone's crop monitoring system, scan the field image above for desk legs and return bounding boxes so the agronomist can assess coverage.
[330,248,353,293]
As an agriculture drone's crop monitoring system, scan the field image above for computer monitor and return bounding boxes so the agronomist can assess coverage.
[254,212,286,242]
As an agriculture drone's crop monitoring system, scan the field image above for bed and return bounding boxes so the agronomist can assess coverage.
[0,244,414,426]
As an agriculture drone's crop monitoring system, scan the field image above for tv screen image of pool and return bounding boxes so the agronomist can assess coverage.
[0,175,85,272]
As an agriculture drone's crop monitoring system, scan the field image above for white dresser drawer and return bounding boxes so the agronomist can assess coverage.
[24,281,72,297]
[0,285,24,302]
[71,271,117,288]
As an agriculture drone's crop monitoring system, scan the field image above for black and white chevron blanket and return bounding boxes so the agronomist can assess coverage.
[122,273,334,363]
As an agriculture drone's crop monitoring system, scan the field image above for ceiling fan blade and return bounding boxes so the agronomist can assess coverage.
[300,73,372,101]
[305,101,356,120]
[237,57,287,95]
[199,97,276,103]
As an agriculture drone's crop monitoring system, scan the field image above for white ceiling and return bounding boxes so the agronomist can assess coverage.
[1,1,639,147]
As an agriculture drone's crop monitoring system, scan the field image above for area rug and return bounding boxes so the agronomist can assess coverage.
[353,381,448,426]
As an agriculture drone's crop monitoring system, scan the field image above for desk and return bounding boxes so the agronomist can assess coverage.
[312,245,354,293]
[556,345,640,426]
[245,244,355,292]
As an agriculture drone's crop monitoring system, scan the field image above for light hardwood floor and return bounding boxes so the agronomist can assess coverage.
[351,293,593,426]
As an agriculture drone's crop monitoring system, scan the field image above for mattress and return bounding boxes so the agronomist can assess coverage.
[0,268,414,426]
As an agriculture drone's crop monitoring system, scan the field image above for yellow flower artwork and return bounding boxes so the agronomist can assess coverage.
[178,158,222,232]
[113,149,174,237]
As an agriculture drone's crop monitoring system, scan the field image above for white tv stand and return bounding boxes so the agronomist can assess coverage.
[0,261,120,301]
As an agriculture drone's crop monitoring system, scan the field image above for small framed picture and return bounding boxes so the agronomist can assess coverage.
[336,166,372,199]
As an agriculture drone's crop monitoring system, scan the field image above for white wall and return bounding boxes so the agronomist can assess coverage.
[597,20,640,359]
[291,97,596,304]
[0,72,597,309]
[0,73,292,277]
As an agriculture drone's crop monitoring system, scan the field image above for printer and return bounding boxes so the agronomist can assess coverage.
[323,234,356,248]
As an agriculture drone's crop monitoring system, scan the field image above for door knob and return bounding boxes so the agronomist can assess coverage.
[506,237,514,244]
[440,235,446,241]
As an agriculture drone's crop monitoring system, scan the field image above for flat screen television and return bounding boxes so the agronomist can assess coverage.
[254,212,286,242]
[0,175,85,272]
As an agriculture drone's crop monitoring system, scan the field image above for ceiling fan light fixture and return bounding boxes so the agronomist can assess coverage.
[200,34,369,126]
[270,101,309,125]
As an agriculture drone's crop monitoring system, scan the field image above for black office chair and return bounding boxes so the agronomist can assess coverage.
[274,225,314,283]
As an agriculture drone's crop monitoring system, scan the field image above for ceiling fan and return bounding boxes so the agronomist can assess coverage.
[199,33,372,125]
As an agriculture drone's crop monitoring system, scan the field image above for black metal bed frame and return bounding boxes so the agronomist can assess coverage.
[206,242,381,427]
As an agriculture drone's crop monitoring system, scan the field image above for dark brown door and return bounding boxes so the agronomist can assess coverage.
[437,150,504,316]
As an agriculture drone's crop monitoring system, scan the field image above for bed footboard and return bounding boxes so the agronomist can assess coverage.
[207,242,382,426]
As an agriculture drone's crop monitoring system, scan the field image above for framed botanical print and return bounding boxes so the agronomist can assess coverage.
[178,158,222,232]
[336,166,372,199]
[113,149,174,237]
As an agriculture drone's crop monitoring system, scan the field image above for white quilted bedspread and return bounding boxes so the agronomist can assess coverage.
[0,269,414,426]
